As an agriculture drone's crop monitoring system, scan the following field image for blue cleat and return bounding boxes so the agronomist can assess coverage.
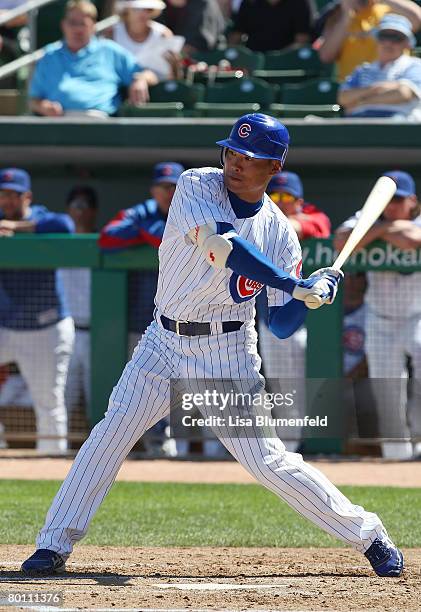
[21,549,66,576]
[364,538,404,577]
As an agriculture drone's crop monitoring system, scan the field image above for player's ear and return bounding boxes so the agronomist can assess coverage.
[270,160,282,175]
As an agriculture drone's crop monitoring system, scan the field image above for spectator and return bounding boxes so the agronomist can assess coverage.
[335,170,421,459]
[338,14,421,118]
[58,186,98,414]
[317,0,421,82]
[109,0,183,81]
[257,171,331,451]
[0,168,75,454]
[160,0,226,54]
[228,0,316,53]
[29,0,158,118]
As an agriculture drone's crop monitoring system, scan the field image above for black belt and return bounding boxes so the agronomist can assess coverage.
[160,315,243,337]
[75,324,90,331]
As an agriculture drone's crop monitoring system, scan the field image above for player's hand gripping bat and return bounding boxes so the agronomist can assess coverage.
[304,176,397,309]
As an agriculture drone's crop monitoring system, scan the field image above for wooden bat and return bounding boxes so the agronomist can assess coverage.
[305,175,397,309]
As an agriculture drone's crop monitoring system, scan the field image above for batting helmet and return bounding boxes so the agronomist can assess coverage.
[216,113,289,164]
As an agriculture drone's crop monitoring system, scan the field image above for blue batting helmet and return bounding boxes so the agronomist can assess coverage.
[216,113,289,164]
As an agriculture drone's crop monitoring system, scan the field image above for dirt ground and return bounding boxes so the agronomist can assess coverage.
[1,453,421,487]
[0,545,420,611]
[1,456,420,611]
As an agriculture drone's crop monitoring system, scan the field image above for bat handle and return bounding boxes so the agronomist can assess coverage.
[304,294,324,309]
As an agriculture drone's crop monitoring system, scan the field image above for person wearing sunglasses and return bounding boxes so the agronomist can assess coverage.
[338,13,421,118]
[317,0,421,82]
[257,171,331,452]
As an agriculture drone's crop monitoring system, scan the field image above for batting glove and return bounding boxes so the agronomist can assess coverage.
[309,267,343,304]
[292,268,343,306]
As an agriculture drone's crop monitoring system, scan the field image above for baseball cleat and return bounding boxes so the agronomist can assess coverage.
[364,538,404,577]
[21,548,66,576]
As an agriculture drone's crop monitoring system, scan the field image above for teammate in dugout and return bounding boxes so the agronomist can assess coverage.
[257,171,331,451]
[335,170,421,460]
[22,114,403,578]
[0,168,75,454]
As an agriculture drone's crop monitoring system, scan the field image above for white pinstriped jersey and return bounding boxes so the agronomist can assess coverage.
[155,167,302,323]
[341,212,421,317]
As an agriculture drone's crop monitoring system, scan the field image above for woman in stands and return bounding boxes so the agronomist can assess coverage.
[109,0,182,81]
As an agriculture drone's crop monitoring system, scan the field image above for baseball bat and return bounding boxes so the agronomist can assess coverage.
[304,175,397,309]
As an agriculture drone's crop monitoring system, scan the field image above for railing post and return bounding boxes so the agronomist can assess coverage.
[305,286,344,453]
[90,268,128,427]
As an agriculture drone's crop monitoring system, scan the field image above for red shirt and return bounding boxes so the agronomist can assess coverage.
[294,203,331,240]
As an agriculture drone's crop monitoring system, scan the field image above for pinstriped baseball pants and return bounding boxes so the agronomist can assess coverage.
[36,320,385,558]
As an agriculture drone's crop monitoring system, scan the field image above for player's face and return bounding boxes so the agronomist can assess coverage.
[383,194,417,221]
[0,189,31,220]
[151,182,177,216]
[62,9,96,52]
[223,149,281,202]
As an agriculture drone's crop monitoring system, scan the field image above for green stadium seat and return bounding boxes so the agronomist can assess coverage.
[149,80,205,115]
[255,45,334,85]
[118,101,184,117]
[195,77,276,117]
[192,45,265,73]
[270,78,341,118]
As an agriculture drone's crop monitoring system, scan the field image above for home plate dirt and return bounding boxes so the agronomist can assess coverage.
[1,545,420,611]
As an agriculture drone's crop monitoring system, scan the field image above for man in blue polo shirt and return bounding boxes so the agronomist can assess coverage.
[0,168,75,454]
[29,0,158,117]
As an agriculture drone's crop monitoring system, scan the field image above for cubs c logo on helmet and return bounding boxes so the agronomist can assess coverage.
[229,273,264,303]
[238,123,251,138]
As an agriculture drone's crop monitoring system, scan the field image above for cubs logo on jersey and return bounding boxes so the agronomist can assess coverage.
[229,273,264,303]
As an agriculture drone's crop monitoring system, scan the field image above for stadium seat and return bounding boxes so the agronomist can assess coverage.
[191,45,265,73]
[195,77,277,117]
[118,101,184,117]
[255,46,334,85]
[271,78,341,118]
[150,80,205,112]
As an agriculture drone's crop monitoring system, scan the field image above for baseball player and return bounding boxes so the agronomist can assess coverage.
[22,114,403,578]
[100,162,185,457]
[335,170,421,460]
[257,171,331,451]
[100,162,224,457]
[0,168,75,454]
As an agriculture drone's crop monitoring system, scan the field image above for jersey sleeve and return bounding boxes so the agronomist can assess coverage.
[169,169,227,237]
[99,204,164,251]
[298,208,331,239]
[267,225,303,308]
[34,212,74,233]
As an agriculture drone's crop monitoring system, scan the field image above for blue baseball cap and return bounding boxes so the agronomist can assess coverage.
[0,168,31,193]
[375,14,416,48]
[383,170,416,197]
[152,162,184,185]
[267,171,303,199]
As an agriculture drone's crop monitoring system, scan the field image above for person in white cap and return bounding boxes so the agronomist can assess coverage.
[109,0,183,81]
[338,13,421,119]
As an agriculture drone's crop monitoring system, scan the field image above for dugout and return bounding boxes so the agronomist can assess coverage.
[0,116,420,456]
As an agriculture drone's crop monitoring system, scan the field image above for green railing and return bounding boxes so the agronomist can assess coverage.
[1,234,419,451]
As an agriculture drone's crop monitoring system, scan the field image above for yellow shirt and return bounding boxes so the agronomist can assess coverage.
[337,4,391,81]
